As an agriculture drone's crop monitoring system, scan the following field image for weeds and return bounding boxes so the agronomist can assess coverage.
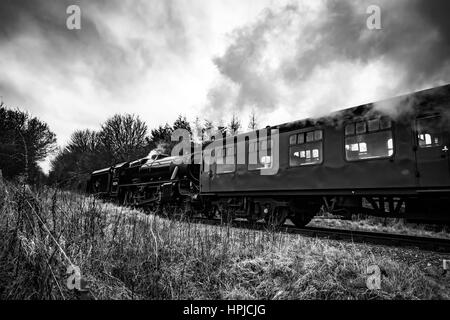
[0,179,448,300]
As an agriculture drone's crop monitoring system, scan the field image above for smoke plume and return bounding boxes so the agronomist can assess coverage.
[202,0,450,125]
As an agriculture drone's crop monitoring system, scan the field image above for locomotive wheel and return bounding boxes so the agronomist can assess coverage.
[246,202,257,224]
[246,216,257,224]
[290,214,312,228]
[290,201,321,228]
[264,207,288,229]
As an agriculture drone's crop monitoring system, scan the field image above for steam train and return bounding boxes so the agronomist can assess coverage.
[87,84,450,227]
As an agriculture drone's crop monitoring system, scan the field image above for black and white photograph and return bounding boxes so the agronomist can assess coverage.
[0,0,449,310]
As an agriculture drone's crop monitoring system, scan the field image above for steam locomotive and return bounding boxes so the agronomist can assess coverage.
[87,84,450,226]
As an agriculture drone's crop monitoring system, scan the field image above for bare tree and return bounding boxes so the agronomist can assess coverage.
[202,119,215,141]
[99,114,148,162]
[248,110,258,130]
[67,129,98,154]
[192,116,203,142]
[149,123,173,145]
[228,113,241,135]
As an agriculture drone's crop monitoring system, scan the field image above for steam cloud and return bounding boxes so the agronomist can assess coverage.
[203,0,450,124]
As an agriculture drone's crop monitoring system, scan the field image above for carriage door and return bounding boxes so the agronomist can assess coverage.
[415,115,450,187]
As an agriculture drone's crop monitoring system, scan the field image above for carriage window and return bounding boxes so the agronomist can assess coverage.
[202,148,215,173]
[289,135,297,145]
[248,138,273,170]
[380,118,392,129]
[314,130,323,141]
[417,116,442,148]
[297,133,305,144]
[345,123,355,135]
[217,144,236,174]
[368,119,380,132]
[356,122,367,134]
[289,129,323,167]
[260,139,268,150]
[345,117,394,161]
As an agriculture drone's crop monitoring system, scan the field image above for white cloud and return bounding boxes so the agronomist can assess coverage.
[1,0,449,174]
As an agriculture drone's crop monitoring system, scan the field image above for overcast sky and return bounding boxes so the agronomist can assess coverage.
[0,0,449,173]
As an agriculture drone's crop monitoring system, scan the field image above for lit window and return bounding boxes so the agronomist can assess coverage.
[417,116,442,148]
[388,138,393,156]
[289,129,323,166]
[346,131,394,161]
[312,149,319,158]
[387,138,393,150]
[248,138,272,171]
[261,156,271,167]
[345,117,394,161]
[359,142,367,153]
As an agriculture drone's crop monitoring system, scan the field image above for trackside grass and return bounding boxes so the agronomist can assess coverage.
[0,180,449,300]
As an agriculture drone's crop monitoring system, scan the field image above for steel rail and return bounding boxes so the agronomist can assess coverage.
[187,217,450,253]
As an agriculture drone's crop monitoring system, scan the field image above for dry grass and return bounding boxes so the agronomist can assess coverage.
[0,179,449,300]
[309,215,450,240]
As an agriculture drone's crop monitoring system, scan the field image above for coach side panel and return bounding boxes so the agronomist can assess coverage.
[200,119,418,194]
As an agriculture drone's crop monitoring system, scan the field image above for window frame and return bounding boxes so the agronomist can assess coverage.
[216,143,237,175]
[415,115,444,149]
[288,128,324,168]
[202,147,216,173]
[247,137,274,171]
[343,116,395,162]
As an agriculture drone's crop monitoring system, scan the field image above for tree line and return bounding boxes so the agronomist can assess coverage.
[0,102,56,185]
[48,114,193,190]
[1,101,259,189]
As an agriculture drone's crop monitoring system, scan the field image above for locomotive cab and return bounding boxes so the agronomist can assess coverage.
[89,167,112,196]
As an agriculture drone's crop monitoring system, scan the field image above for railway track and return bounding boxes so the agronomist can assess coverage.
[188,217,450,253]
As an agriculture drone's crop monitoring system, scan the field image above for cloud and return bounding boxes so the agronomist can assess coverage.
[0,0,205,140]
[202,0,450,123]
[1,0,449,173]
[0,0,194,95]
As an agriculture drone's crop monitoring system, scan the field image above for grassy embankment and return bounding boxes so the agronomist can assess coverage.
[0,179,448,300]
